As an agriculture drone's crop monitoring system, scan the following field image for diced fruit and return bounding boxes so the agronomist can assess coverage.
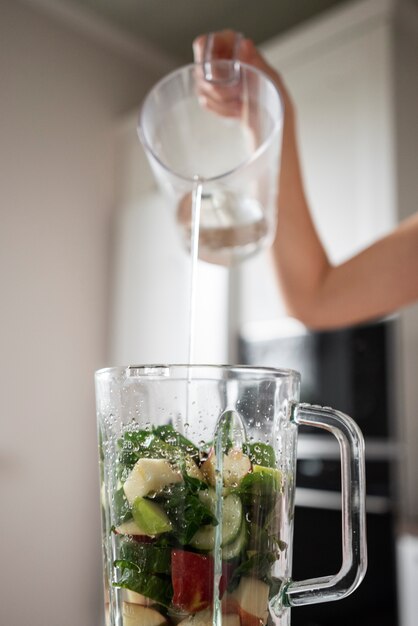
[178,611,240,626]
[122,602,167,626]
[190,493,243,550]
[115,519,151,537]
[123,458,182,504]
[171,550,232,612]
[223,616,241,626]
[132,497,172,535]
[177,608,212,626]
[123,589,153,606]
[172,551,213,612]
[201,449,216,486]
[185,456,204,480]
[201,449,251,488]
[223,450,251,487]
[222,577,270,626]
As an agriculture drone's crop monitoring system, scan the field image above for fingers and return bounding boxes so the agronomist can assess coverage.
[192,30,293,119]
[193,31,247,118]
[193,30,238,63]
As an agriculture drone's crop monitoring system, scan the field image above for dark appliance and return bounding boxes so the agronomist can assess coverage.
[239,317,399,626]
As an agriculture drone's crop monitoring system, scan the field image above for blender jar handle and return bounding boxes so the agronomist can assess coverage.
[275,403,367,612]
[203,32,243,83]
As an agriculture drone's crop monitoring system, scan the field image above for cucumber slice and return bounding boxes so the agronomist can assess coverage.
[190,493,243,550]
[189,523,215,551]
[222,493,243,545]
[222,520,248,560]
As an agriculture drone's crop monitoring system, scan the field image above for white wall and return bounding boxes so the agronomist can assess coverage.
[0,2,161,625]
[237,0,398,330]
[110,115,230,367]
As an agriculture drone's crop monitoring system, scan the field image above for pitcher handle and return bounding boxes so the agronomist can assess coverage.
[203,32,243,84]
[273,403,367,613]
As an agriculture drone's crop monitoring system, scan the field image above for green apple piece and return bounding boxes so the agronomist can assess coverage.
[115,519,151,537]
[252,464,282,489]
[122,602,167,626]
[132,497,172,535]
[123,458,182,504]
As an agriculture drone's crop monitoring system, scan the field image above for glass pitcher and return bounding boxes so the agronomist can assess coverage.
[137,37,283,266]
[95,364,367,626]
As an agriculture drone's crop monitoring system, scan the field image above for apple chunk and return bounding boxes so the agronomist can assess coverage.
[115,519,151,537]
[178,610,240,626]
[122,602,167,626]
[222,616,241,626]
[222,577,270,626]
[123,458,182,504]
[172,551,213,613]
[201,449,251,487]
[223,449,251,487]
[171,550,233,613]
[122,589,153,606]
[177,608,212,626]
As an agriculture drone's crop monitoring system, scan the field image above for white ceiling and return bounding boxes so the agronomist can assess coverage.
[25,0,356,63]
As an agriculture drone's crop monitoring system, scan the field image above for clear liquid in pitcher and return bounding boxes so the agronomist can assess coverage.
[177,188,268,266]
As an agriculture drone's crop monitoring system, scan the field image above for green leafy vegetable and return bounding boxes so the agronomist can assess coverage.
[119,540,171,575]
[114,487,133,525]
[118,430,179,468]
[243,442,276,468]
[237,470,278,509]
[159,474,218,545]
[227,552,276,591]
[152,425,199,460]
[113,566,172,607]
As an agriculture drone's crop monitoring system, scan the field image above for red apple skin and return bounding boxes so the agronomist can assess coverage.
[171,550,236,613]
[172,551,212,612]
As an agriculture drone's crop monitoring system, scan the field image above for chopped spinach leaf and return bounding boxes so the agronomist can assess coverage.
[113,566,172,607]
[119,541,171,575]
[159,475,217,545]
[114,487,133,525]
[243,442,276,468]
[227,552,276,592]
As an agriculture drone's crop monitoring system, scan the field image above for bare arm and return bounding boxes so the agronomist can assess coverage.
[194,32,418,329]
[267,50,418,329]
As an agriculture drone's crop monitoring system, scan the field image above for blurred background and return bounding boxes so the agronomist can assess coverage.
[0,0,417,625]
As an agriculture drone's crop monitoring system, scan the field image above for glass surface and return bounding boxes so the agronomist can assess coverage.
[95,365,366,626]
[138,61,283,265]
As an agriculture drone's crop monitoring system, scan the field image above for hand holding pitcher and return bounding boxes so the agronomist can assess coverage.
[138,33,283,265]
